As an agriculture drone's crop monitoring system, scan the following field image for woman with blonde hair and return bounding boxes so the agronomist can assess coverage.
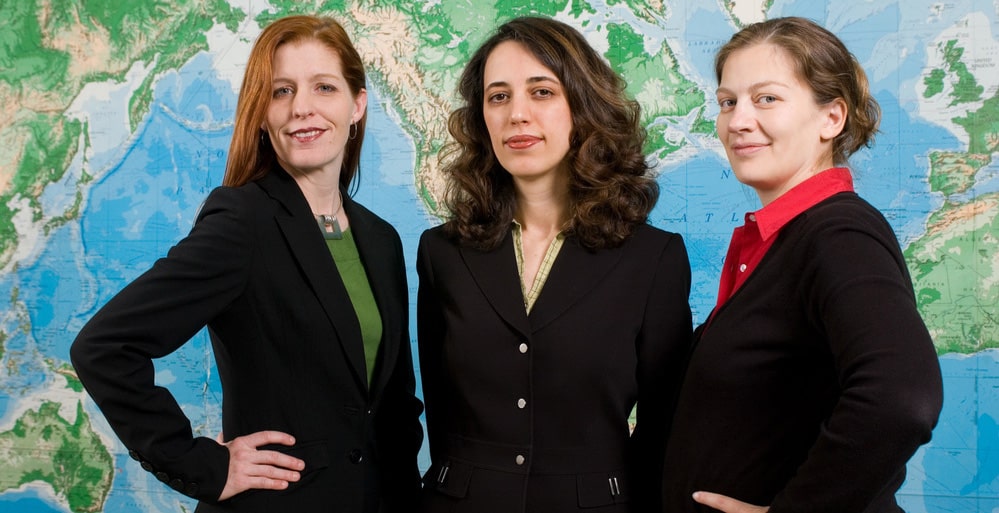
[661,16,942,513]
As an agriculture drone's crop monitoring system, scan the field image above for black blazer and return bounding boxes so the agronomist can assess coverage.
[70,166,423,512]
[416,223,692,513]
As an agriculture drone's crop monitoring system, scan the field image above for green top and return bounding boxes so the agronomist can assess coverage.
[326,228,383,386]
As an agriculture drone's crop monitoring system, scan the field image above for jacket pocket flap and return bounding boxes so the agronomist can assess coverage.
[429,459,473,498]
[577,472,628,508]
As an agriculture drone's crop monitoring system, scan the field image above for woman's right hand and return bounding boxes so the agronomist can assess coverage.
[217,430,305,501]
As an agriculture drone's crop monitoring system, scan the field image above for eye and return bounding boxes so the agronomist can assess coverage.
[717,98,735,110]
[272,86,293,98]
[533,88,554,99]
[757,95,777,104]
[487,92,509,104]
[317,83,337,94]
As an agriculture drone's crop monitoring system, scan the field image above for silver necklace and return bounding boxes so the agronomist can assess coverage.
[315,191,344,240]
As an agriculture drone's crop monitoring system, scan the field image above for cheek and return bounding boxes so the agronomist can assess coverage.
[263,107,281,132]
[717,109,732,127]
[483,117,503,149]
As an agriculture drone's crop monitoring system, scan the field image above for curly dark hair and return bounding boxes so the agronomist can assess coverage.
[440,16,658,251]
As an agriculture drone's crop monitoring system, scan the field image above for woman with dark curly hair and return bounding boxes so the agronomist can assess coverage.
[416,16,692,513]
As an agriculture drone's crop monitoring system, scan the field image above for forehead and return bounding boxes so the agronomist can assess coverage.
[273,39,343,74]
[719,43,801,86]
[483,41,557,83]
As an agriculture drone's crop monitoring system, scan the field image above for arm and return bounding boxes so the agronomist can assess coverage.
[70,187,299,502]
[767,215,943,512]
[633,233,694,511]
[416,230,449,461]
[375,229,425,512]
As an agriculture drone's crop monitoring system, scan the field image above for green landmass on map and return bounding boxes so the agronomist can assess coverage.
[604,22,704,157]
[0,2,246,509]
[0,0,245,268]
[721,0,774,27]
[906,47,999,353]
[0,401,113,513]
[923,39,984,107]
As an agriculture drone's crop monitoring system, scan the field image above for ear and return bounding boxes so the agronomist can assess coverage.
[352,88,368,123]
[820,98,847,141]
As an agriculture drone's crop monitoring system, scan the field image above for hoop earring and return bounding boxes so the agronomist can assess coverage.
[349,122,357,140]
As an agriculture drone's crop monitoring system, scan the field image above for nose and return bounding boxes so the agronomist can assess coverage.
[509,94,529,124]
[725,101,754,133]
[292,92,313,119]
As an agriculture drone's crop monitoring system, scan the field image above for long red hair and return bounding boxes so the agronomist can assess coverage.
[224,15,367,188]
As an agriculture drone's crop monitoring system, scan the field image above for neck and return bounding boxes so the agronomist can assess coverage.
[294,176,343,215]
[514,187,569,235]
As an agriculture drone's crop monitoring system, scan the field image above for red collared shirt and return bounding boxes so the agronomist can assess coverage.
[714,167,855,310]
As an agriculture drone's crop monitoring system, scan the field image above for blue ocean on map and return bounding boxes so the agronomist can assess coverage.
[0,489,63,513]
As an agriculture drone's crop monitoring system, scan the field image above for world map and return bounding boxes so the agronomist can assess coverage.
[1,0,997,512]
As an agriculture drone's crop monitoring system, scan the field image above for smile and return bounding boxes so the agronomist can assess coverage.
[731,143,767,156]
[290,129,325,142]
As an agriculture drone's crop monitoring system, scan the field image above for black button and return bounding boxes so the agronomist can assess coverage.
[128,450,141,461]
[155,471,170,483]
[184,482,199,496]
[169,478,185,491]
[140,461,154,472]
[348,449,363,464]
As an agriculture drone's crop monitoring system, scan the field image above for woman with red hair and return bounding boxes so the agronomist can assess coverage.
[71,15,422,513]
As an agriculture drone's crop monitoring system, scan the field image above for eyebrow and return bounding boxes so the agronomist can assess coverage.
[716,79,791,95]
[272,73,343,84]
[485,75,560,90]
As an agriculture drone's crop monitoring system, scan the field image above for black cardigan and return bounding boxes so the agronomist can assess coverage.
[662,192,943,513]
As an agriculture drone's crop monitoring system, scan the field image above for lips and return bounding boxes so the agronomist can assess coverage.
[289,128,326,142]
[730,141,767,156]
[505,134,542,149]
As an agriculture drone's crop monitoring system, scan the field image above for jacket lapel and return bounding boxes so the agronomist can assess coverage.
[459,232,532,339]
[258,169,369,390]
[343,193,401,397]
[528,238,623,332]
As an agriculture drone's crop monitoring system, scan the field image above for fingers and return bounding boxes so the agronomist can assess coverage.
[692,491,770,513]
[231,430,297,448]
[217,431,307,501]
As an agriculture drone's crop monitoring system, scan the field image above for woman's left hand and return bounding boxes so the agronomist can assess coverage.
[692,491,770,513]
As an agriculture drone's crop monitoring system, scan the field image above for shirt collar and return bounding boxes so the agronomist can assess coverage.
[754,167,855,241]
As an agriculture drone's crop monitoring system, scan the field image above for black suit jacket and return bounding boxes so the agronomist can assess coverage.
[70,166,423,512]
[416,223,692,513]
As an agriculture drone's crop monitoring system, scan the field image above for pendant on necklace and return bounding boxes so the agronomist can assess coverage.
[317,214,343,240]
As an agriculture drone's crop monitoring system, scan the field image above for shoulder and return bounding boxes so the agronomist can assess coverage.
[630,222,683,242]
[419,223,460,251]
[417,224,468,274]
[797,193,894,234]
[783,193,909,283]
[195,183,267,226]
[622,223,688,257]
[346,195,400,237]
[784,193,900,255]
